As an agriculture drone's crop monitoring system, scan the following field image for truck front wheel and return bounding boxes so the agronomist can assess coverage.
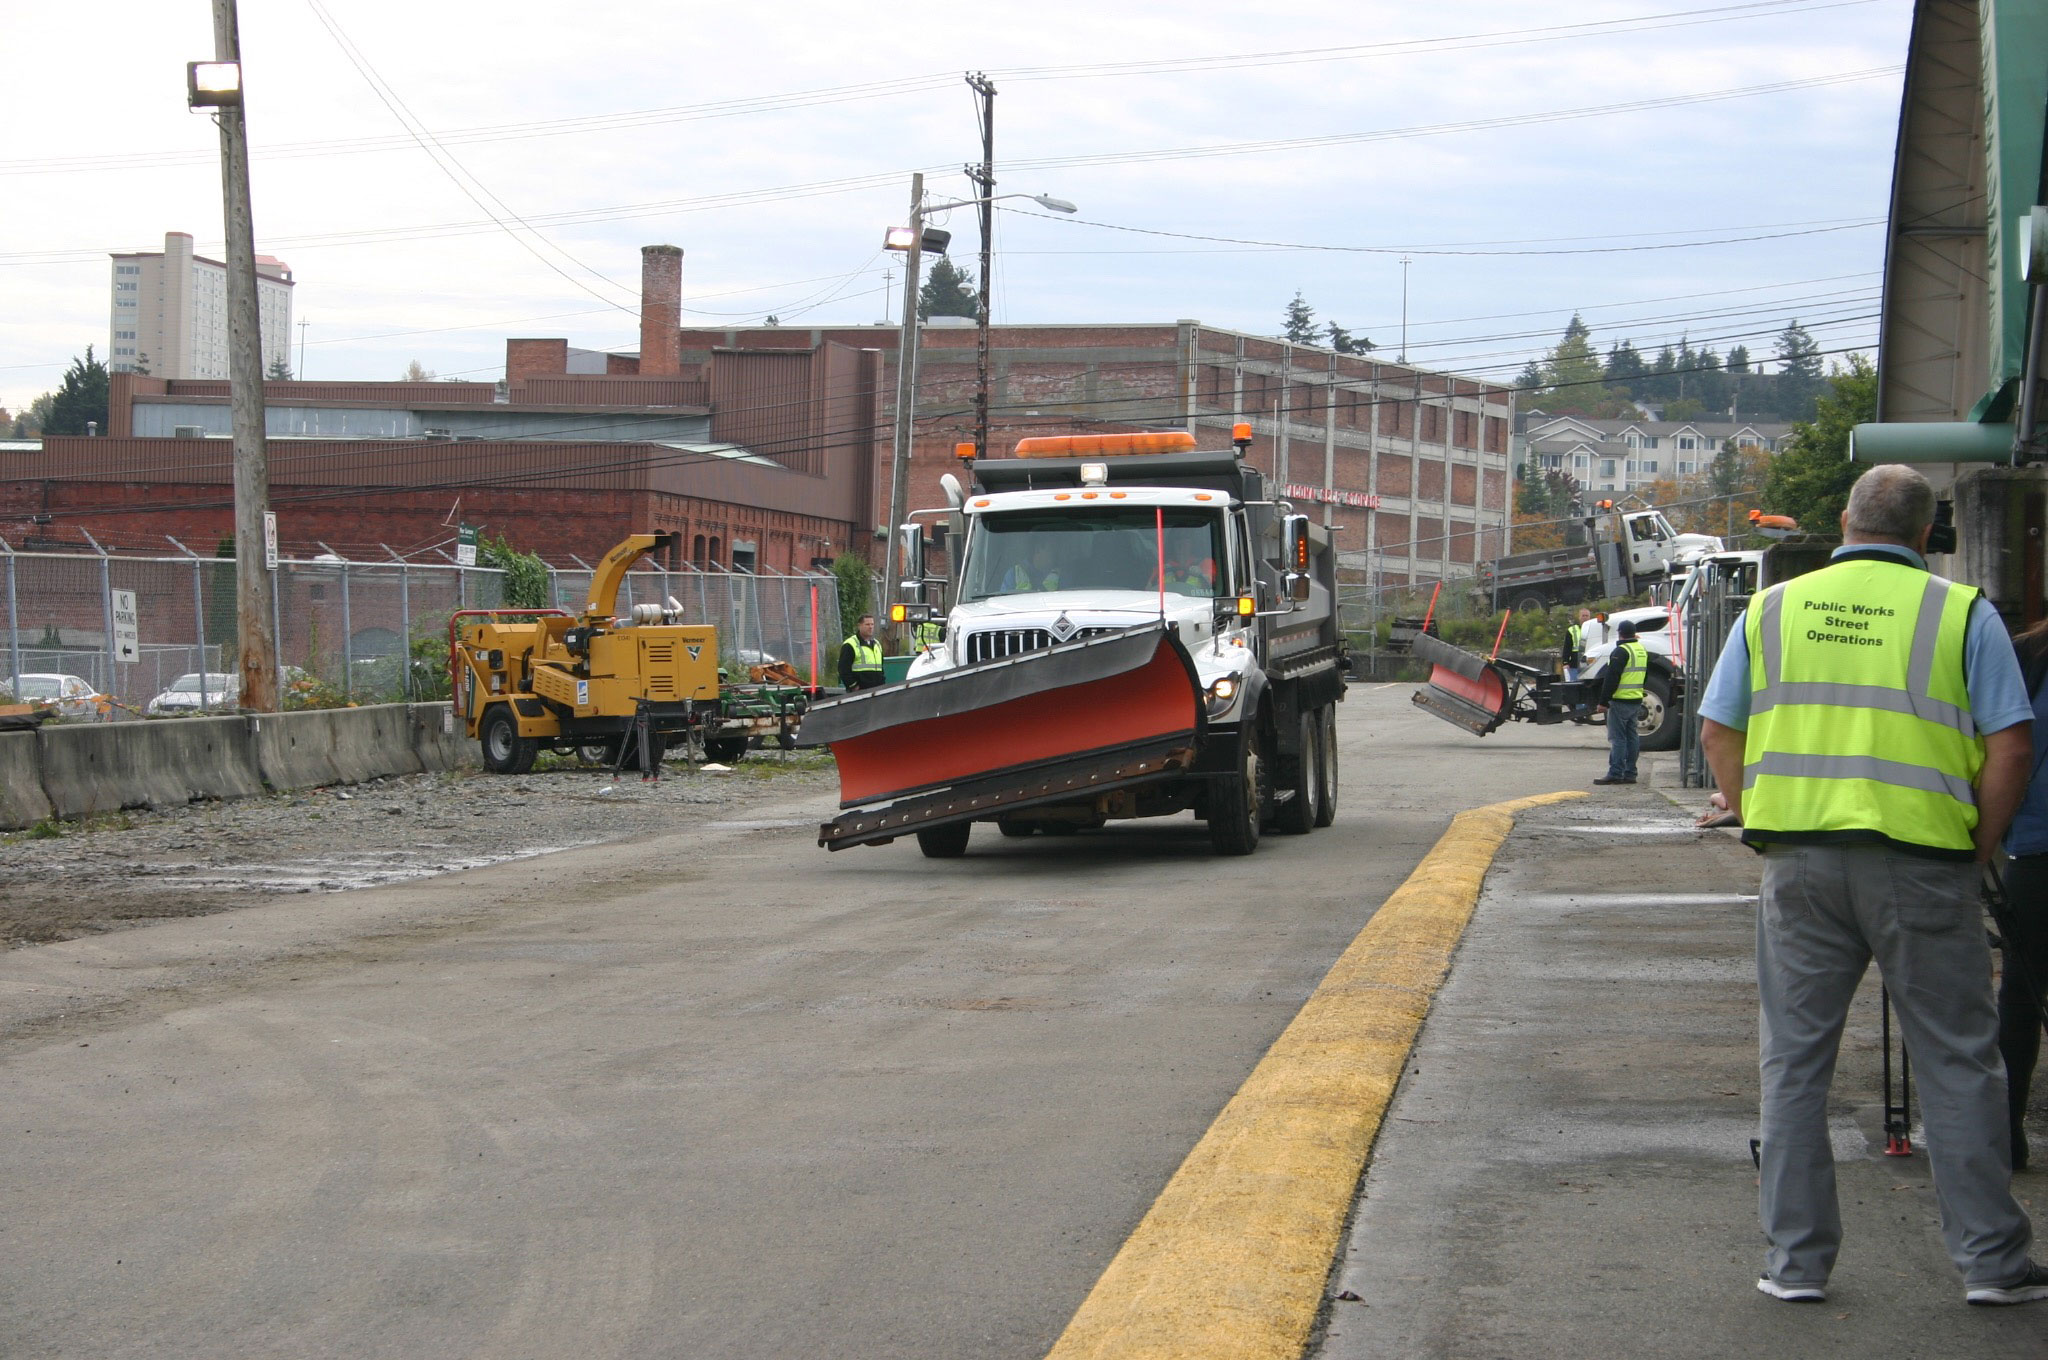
[1208,730,1265,856]
[917,821,972,858]
[1637,673,1680,751]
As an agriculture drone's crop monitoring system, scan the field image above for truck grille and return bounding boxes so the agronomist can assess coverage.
[965,627,1117,664]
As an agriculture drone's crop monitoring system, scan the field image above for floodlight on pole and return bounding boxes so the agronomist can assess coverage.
[187,60,242,108]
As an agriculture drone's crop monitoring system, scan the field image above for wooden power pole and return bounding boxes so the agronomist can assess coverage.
[211,0,278,710]
[966,72,996,458]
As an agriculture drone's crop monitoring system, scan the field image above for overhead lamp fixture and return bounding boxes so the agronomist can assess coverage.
[883,225,952,254]
[1029,195,1079,214]
[187,60,242,109]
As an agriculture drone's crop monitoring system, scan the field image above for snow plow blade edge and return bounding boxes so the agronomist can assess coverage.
[1409,632,1514,736]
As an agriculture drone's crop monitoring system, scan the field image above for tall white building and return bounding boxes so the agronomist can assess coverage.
[108,231,294,379]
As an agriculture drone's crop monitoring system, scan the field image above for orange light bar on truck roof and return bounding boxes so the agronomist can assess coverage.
[1012,431,1198,458]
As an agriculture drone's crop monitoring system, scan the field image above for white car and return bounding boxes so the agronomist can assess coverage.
[4,672,108,721]
[146,672,240,716]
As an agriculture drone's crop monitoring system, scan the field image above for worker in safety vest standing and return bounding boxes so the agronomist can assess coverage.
[838,614,886,691]
[1564,607,1592,682]
[913,617,944,652]
[1699,465,2045,1307]
[1592,618,1648,785]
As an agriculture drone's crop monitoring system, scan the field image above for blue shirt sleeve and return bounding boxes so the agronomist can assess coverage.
[1694,608,1753,730]
[1963,596,2030,733]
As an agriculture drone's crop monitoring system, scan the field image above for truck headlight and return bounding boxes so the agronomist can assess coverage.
[1205,675,1240,717]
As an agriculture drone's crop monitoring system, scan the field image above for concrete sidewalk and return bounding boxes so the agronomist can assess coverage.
[1314,774,2048,1358]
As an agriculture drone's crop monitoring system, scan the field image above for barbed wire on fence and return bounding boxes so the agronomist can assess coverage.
[0,546,842,713]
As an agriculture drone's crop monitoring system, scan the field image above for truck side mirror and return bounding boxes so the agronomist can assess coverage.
[1281,513,1312,604]
[896,523,925,591]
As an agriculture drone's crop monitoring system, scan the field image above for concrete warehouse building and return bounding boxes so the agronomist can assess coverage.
[108,231,294,380]
[676,320,1518,586]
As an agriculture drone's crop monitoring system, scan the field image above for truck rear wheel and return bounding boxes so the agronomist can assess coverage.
[917,821,972,858]
[1208,729,1264,856]
[1313,704,1338,828]
[481,708,537,774]
[1511,591,1549,614]
[1637,673,1680,751]
[996,818,1037,838]
[703,736,748,764]
[1274,711,1320,835]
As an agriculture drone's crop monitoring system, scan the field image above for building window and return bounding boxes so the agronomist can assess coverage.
[1678,461,1694,474]
[115,330,135,340]
[1644,436,1659,449]
[115,281,136,291]
[1624,434,1637,448]
[1574,454,1588,469]
[1677,436,1695,450]
[1640,459,1658,474]
[1599,459,1617,478]
[1624,460,1636,475]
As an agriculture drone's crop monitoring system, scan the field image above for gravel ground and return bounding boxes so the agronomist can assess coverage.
[0,752,836,948]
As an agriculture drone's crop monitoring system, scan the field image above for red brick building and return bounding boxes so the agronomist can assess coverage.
[678,320,1517,585]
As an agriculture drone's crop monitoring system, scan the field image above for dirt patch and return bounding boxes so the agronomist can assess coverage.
[0,752,834,948]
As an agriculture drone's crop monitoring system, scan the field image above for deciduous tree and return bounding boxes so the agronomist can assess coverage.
[1764,354,1875,533]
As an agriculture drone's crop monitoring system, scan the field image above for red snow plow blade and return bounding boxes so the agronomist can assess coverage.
[1409,632,1515,736]
[797,626,1204,850]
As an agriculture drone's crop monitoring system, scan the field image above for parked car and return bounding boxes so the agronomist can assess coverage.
[3,672,110,721]
[146,673,240,716]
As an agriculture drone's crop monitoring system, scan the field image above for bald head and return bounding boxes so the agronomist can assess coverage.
[1842,464,1936,547]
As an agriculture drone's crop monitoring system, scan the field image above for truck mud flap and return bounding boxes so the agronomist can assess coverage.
[1409,632,1515,736]
[798,626,1205,833]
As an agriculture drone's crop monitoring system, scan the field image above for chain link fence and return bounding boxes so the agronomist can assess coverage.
[0,546,841,716]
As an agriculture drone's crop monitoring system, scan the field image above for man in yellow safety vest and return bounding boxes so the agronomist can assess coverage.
[1699,464,2045,1307]
[1592,618,1648,785]
[838,614,885,690]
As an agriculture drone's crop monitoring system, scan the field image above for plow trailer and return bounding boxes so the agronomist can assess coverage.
[1408,632,1597,737]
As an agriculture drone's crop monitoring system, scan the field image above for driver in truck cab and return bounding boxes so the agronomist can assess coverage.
[1000,545,1061,593]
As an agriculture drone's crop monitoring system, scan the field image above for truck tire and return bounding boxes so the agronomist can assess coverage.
[996,818,1036,838]
[1313,704,1338,828]
[1208,729,1265,857]
[917,821,972,858]
[703,736,748,764]
[1637,673,1681,752]
[481,708,537,774]
[1274,711,1321,835]
[1511,591,1549,614]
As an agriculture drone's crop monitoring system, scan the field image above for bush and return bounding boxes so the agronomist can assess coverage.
[830,554,871,641]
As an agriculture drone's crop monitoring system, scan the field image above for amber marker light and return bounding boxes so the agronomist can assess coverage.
[889,603,907,623]
[1237,596,1255,616]
[955,441,976,461]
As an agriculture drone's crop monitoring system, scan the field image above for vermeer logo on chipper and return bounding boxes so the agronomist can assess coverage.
[686,644,702,661]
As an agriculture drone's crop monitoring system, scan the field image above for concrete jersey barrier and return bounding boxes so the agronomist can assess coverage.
[4,702,479,831]
[0,732,53,827]
[37,716,264,820]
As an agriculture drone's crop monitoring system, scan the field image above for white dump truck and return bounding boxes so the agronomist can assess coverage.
[797,427,1348,857]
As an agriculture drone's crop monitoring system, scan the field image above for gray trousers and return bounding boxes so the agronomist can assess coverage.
[1758,844,2033,1287]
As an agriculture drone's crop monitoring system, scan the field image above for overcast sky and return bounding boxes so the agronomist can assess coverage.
[0,0,1911,416]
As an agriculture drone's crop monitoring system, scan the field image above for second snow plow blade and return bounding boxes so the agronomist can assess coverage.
[797,626,1204,850]
[1410,632,1515,736]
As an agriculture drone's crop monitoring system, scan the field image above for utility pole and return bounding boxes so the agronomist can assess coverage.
[885,172,925,640]
[211,0,278,710]
[297,319,308,379]
[966,72,996,458]
[1398,255,1412,363]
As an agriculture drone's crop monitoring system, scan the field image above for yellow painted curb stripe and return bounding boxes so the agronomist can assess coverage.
[1045,790,1586,1360]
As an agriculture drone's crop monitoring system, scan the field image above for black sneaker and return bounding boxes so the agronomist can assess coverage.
[1594,776,1627,785]
[1966,1260,2048,1305]
[1757,1274,1825,1302]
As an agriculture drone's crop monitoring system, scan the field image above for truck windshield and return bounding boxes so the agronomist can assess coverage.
[961,507,1225,602]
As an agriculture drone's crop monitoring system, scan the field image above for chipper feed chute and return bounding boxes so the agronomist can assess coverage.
[1409,632,1516,736]
[797,626,1204,850]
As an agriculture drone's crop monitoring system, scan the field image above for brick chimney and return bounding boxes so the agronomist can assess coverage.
[639,245,683,377]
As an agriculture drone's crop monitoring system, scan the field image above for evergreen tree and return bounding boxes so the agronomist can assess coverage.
[1324,321,1373,354]
[1773,321,1825,422]
[1281,292,1318,344]
[1764,355,1876,532]
[266,359,292,379]
[1726,345,1751,373]
[1539,314,1605,413]
[44,347,109,435]
[1603,340,1647,390]
[917,258,978,320]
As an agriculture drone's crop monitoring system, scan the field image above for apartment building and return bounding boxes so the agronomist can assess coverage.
[108,231,294,379]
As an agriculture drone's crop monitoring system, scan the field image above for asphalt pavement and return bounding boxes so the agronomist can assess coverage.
[0,683,1595,1360]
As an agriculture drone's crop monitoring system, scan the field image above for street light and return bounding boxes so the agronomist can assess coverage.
[878,186,1076,643]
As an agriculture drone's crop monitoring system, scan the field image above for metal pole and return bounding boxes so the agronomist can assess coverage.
[211,0,278,711]
[1,540,19,689]
[96,541,115,697]
[886,171,926,646]
[270,554,283,688]
[339,560,352,698]
[968,73,996,458]
[191,555,207,712]
[396,553,411,699]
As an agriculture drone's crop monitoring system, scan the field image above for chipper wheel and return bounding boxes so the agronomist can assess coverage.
[916,821,973,858]
[481,708,537,775]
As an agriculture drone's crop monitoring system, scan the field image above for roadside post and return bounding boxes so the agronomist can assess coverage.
[2,537,20,689]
